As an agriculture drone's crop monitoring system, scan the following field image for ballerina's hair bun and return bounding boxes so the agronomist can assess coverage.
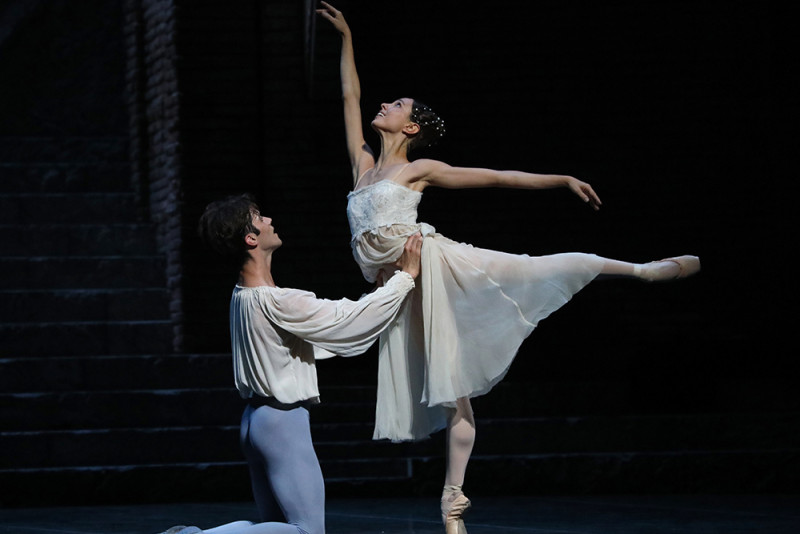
[409,100,445,152]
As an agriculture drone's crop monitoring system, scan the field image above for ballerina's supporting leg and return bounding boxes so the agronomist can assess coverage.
[442,397,475,534]
[436,254,698,533]
[599,255,701,282]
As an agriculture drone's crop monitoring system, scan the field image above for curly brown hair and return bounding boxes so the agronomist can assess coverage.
[197,193,261,265]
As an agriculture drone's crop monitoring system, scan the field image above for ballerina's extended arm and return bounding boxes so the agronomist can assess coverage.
[406,159,603,210]
[317,2,375,185]
[318,3,600,210]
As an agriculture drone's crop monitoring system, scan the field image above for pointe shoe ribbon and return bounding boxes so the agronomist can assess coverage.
[442,486,471,534]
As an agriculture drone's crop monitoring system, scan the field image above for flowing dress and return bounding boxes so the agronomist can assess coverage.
[347,169,604,441]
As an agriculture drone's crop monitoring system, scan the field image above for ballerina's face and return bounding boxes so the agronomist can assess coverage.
[371,98,415,132]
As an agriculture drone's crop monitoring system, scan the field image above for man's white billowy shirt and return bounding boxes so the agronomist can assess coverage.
[230,271,414,404]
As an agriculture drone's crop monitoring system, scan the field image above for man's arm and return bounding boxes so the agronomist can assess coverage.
[261,235,422,357]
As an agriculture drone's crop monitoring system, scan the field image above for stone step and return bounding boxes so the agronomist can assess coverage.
[1,447,795,507]
[0,354,231,393]
[0,353,382,396]
[0,192,141,223]
[461,448,799,496]
[4,373,795,443]
[2,427,243,469]
[0,223,157,256]
[0,162,131,193]
[0,459,409,507]
[0,255,166,289]
[0,288,168,323]
[3,348,794,415]
[3,412,794,476]
[0,389,374,432]
[6,414,800,469]
[470,413,800,455]
[0,320,173,357]
[3,350,795,423]
[317,412,800,460]
[0,426,407,470]
[0,380,634,433]
[0,136,128,163]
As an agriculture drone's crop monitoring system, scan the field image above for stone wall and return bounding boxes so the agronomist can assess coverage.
[124,0,184,349]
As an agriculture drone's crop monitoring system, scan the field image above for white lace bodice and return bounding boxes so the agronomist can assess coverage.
[347,180,422,240]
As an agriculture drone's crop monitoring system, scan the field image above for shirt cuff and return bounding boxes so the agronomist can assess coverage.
[385,270,415,293]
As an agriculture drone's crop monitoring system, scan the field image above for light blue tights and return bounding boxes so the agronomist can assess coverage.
[199,403,325,534]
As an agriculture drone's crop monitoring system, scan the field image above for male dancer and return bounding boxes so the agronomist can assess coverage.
[158,193,422,534]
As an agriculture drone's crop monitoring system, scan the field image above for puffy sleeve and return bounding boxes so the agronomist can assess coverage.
[259,271,414,358]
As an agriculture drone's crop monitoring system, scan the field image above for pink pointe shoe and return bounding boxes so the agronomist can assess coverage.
[634,255,701,282]
[441,485,471,534]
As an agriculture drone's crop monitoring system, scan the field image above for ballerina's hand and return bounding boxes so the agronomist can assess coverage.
[567,177,602,210]
[316,2,350,34]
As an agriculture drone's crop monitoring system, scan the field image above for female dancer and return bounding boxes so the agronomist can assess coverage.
[318,3,700,533]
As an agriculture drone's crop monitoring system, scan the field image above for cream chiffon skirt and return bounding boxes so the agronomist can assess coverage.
[352,224,604,441]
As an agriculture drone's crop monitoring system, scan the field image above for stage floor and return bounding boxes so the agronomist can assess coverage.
[2,495,798,533]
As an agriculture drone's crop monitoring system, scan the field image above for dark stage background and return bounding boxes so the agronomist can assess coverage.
[1,0,793,507]
[307,0,783,395]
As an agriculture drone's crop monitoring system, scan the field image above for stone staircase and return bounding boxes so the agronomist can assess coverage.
[2,349,797,506]
[5,370,796,506]
[0,136,170,355]
[0,136,177,505]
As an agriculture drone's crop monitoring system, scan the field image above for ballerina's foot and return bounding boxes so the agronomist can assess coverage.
[442,486,471,534]
[635,255,701,282]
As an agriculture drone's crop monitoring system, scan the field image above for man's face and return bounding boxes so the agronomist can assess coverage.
[250,210,282,250]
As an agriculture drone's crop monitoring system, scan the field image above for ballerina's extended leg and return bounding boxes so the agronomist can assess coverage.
[599,255,700,282]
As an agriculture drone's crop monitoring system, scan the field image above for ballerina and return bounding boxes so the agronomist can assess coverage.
[318,3,700,533]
